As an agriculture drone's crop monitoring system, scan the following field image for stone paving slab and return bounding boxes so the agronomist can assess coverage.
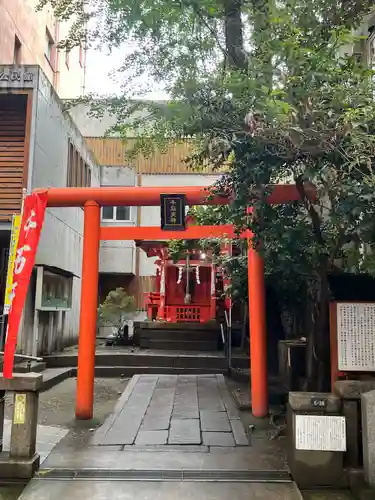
[230,418,249,445]
[168,419,201,444]
[42,446,288,471]
[200,410,231,432]
[18,479,302,500]
[135,430,168,445]
[202,431,235,446]
[93,374,248,448]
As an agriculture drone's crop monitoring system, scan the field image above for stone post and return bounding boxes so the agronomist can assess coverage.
[0,390,5,452]
[0,373,42,479]
[361,389,375,487]
[287,391,347,488]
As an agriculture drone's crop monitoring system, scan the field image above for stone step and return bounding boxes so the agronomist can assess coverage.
[45,353,248,369]
[140,340,218,351]
[14,361,47,373]
[41,368,73,392]
[70,366,230,377]
[139,329,219,342]
[19,478,302,500]
[136,321,221,332]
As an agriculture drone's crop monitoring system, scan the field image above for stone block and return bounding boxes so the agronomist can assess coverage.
[335,380,375,400]
[200,411,231,432]
[202,432,235,447]
[286,402,347,489]
[168,419,201,445]
[230,419,249,446]
[0,452,40,479]
[135,431,168,445]
[289,392,341,412]
[172,406,199,419]
[0,373,42,392]
[141,414,171,431]
[198,397,225,412]
[10,391,39,460]
[361,389,375,487]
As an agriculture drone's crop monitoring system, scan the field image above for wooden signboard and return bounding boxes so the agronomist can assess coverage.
[160,194,186,231]
[330,301,375,388]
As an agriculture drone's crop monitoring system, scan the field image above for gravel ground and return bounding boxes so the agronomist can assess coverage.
[4,377,129,450]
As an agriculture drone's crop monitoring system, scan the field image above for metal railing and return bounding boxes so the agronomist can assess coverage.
[0,352,43,373]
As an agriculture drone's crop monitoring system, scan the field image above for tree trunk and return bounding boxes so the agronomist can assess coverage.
[223,0,247,69]
[306,258,331,392]
[250,0,274,86]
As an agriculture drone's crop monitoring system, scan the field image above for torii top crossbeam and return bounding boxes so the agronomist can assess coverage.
[34,184,316,207]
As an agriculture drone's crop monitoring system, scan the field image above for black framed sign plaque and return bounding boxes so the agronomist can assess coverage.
[160,194,186,231]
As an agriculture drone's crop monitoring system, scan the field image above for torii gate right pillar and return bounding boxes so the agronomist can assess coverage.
[248,234,268,417]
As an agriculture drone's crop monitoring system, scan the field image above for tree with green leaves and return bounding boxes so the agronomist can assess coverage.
[40,0,375,389]
[98,287,135,333]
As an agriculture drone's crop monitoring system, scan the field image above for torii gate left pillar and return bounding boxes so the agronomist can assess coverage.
[38,184,315,421]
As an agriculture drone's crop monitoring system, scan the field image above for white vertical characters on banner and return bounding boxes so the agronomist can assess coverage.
[14,245,31,275]
[8,283,18,312]
[23,209,38,238]
[9,245,31,314]
[23,209,37,238]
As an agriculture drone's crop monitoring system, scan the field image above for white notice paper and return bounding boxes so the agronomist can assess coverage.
[336,302,375,372]
[295,415,346,452]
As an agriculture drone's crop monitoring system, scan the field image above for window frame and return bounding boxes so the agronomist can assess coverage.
[45,27,56,70]
[66,141,92,188]
[101,206,132,222]
[368,29,375,68]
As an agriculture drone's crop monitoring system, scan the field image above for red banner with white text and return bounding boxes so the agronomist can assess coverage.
[3,192,48,378]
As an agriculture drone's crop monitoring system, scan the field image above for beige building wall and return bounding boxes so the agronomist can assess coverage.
[0,0,85,98]
[56,21,87,98]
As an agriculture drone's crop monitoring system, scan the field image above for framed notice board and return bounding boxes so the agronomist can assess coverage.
[330,301,375,388]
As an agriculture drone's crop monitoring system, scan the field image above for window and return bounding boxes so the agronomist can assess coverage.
[65,49,70,69]
[45,28,56,68]
[66,141,91,187]
[13,36,21,65]
[102,206,131,221]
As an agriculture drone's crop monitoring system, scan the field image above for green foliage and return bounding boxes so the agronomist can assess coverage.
[98,288,135,329]
[41,0,375,387]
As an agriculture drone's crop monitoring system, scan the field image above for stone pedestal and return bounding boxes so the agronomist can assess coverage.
[361,389,375,487]
[334,380,375,471]
[287,392,347,489]
[0,373,42,479]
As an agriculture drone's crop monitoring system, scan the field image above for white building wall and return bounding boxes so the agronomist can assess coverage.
[99,165,137,275]
[7,66,100,354]
[139,174,221,277]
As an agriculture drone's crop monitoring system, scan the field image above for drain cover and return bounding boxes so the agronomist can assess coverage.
[36,468,291,482]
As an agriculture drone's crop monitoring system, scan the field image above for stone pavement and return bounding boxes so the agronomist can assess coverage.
[92,374,249,447]
[19,480,302,500]
[2,419,68,464]
[18,374,302,500]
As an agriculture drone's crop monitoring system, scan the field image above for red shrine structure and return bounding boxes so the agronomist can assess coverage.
[140,240,232,324]
[30,183,316,421]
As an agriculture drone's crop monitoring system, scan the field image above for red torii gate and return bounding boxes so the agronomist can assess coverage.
[36,184,315,420]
